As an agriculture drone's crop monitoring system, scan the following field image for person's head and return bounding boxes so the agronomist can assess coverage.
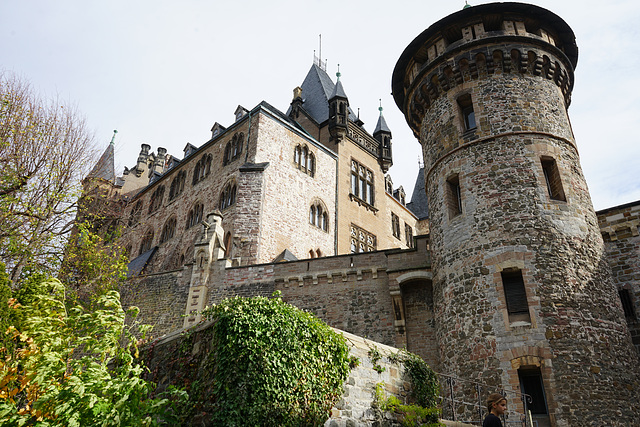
[487,393,507,415]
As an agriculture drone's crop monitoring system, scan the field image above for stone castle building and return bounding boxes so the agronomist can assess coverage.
[86,2,640,425]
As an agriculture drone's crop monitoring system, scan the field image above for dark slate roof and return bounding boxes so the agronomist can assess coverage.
[87,143,115,183]
[374,113,391,134]
[272,249,298,263]
[330,79,348,100]
[292,64,357,125]
[406,167,429,219]
[127,246,158,277]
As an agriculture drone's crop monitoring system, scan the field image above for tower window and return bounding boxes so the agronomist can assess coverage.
[619,289,636,319]
[541,156,566,201]
[501,268,531,323]
[518,367,548,415]
[457,94,476,131]
[446,174,462,218]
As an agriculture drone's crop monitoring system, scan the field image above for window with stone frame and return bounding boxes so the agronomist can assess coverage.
[140,228,154,255]
[309,202,329,231]
[186,203,204,229]
[148,185,165,214]
[128,200,143,226]
[391,212,401,239]
[350,224,376,253]
[540,156,566,201]
[350,159,374,206]
[192,154,212,185]
[501,268,531,324]
[294,144,315,177]
[160,217,177,243]
[219,181,237,211]
[224,132,244,166]
[446,174,462,218]
[223,232,232,259]
[169,170,187,200]
[405,223,414,248]
[457,93,476,131]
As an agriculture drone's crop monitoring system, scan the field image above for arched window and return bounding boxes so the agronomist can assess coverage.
[148,185,165,214]
[140,228,154,254]
[128,200,143,226]
[294,144,315,177]
[309,201,328,231]
[224,133,244,166]
[186,203,204,229]
[169,170,186,200]
[316,249,322,258]
[219,181,237,210]
[193,154,212,185]
[160,217,177,243]
[224,143,232,165]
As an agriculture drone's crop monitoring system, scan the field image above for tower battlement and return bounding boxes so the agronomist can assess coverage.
[393,2,578,137]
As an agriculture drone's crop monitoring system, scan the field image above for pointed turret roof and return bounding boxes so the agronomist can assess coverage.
[330,68,348,100]
[290,63,357,124]
[87,131,116,183]
[406,167,429,220]
[374,105,391,134]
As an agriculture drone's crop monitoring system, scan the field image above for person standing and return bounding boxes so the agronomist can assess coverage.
[483,393,507,427]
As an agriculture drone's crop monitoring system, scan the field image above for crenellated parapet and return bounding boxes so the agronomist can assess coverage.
[392,2,578,138]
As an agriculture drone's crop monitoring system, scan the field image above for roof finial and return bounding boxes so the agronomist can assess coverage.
[336,64,341,81]
[379,99,383,115]
[319,34,322,66]
[110,129,118,146]
[463,1,472,9]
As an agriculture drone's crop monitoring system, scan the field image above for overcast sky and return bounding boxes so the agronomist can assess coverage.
[2,0,638,211]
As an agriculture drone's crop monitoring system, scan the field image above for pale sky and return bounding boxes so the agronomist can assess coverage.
[2,0,638,211]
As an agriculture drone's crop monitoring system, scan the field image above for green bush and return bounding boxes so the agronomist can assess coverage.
[199,293,351,426]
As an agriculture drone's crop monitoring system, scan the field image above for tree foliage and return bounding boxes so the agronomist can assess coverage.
[0,71,96,284]
[0,277,185,426]
[193,293,351,426]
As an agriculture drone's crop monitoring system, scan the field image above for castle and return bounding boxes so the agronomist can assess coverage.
[86,3,640,425]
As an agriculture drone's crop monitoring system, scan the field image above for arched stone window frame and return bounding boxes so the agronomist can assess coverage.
[160,216,177,243]
[309,199,329,232]
[169,170,187,200]
[148,185,165,214]
[224,132,244,166]
[193,154,212,185]
[293,144,316,177]
[219,180,237,211]
[128,200,143,226]
[140,227,154,255]
[186,202,204,229]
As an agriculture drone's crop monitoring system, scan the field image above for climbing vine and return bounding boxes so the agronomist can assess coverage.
[190,292,351,426]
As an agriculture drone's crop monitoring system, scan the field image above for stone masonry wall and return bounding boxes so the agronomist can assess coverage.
[598,201,640,353]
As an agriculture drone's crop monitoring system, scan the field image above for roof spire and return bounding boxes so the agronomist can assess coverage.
[110,129,118,146]
[336,63,341,81]
[379,99,383,115]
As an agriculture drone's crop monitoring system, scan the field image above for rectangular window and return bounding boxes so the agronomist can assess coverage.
[350,159,375,206]
[619,289,636,319]
[518,368,548,415]
[446,174,462,219]
[457,94,476,131]
[501,269,531,323]
[391,213,400,239]
[350,224,376,253]
[541,156,566,201]
[405,223,414,248]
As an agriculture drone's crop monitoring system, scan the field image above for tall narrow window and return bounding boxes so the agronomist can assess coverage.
[405,223,414,248]
[457,94,476,130]
[294,144,315,177]
[501,269,531,323]
[391,213,401,239]
[446,174,462,218]
[541,156,566,201]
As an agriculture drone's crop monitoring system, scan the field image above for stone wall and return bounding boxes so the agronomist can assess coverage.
[598,201,640,352]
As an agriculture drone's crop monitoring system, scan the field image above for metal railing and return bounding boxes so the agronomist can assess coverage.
[437,372,533,426]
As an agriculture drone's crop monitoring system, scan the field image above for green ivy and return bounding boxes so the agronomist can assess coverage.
[367,343,386,374]
[195,293,351,426]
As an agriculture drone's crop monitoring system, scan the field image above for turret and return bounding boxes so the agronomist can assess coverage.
[328,67,348,143]
[373,103,392,173]
[136,144,151,177]
[392,3,638,425]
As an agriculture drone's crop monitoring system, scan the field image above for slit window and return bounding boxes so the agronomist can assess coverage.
[619,289,636,319]
[446,174,462,218]
[541,156,566,201]
[501,269,531,323]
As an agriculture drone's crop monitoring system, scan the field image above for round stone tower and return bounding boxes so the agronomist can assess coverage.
[392,3,638,425]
